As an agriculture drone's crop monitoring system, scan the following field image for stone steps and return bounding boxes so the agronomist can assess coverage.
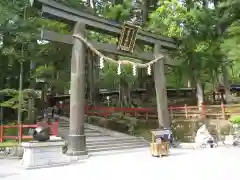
[86,137,146,144]
[89,147,148,157]
[87,140,147,148]
[88,143,148,153]
[56,115,149,154]
[59,129,109,137]
[87,137,148,154]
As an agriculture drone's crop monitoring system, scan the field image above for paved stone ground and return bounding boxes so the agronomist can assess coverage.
[0,147,239,180]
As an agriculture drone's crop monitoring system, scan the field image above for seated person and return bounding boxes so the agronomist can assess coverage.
[195,124,214,148]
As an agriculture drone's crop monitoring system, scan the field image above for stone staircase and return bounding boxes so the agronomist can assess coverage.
[56,115,149,155]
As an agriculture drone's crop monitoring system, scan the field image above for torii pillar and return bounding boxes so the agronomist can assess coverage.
[67,22,87,156]
[153,44,170,128]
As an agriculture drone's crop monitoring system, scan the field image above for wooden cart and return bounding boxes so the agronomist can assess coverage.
[150,129,170,157]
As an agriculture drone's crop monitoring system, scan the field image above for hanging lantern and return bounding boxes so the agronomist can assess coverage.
[99,57,104,69]
[117,21,139,53]
[117,62,121,75]
[132,64,137,76]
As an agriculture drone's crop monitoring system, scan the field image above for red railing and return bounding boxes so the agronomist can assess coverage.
[82,103,240,121]
[0,121,59,143]
[85,106,155,120]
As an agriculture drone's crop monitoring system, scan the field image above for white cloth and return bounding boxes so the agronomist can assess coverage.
[195,125,214,147]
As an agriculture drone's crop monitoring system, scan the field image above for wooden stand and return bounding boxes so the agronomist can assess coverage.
[150,142,169,157]
[150,129,170,158]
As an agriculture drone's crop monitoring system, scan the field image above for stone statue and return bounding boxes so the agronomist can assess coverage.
[194,124,215,148]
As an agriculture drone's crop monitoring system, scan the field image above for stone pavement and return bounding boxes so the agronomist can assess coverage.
[0,147,239,180]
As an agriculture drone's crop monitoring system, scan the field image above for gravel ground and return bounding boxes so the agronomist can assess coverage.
[0,146,239,180]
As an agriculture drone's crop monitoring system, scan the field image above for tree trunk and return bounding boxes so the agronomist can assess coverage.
[92,55,100,105]
[119,78,131,108]
[87,0,91,6]
[138,68,144,89]
[196,78,204,107]
[87,49,94,104]
[27,98,35,123]
[222,66,233,103]
[112,0,123,4]
[142,0,150,24]
[185,0,194,10]
[202,0,208,8]
[151,0,158,9]
[142,74,155,104]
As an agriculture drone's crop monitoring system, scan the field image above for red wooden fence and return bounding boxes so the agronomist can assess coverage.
[83,103,240,121]
[1,104,238,142]
[0,121,59,143]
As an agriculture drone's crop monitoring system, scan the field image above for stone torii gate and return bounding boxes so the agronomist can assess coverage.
[31,0,178,156]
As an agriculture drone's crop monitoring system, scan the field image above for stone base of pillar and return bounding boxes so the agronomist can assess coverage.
[66,135,88,156]
[21,140,68,169]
